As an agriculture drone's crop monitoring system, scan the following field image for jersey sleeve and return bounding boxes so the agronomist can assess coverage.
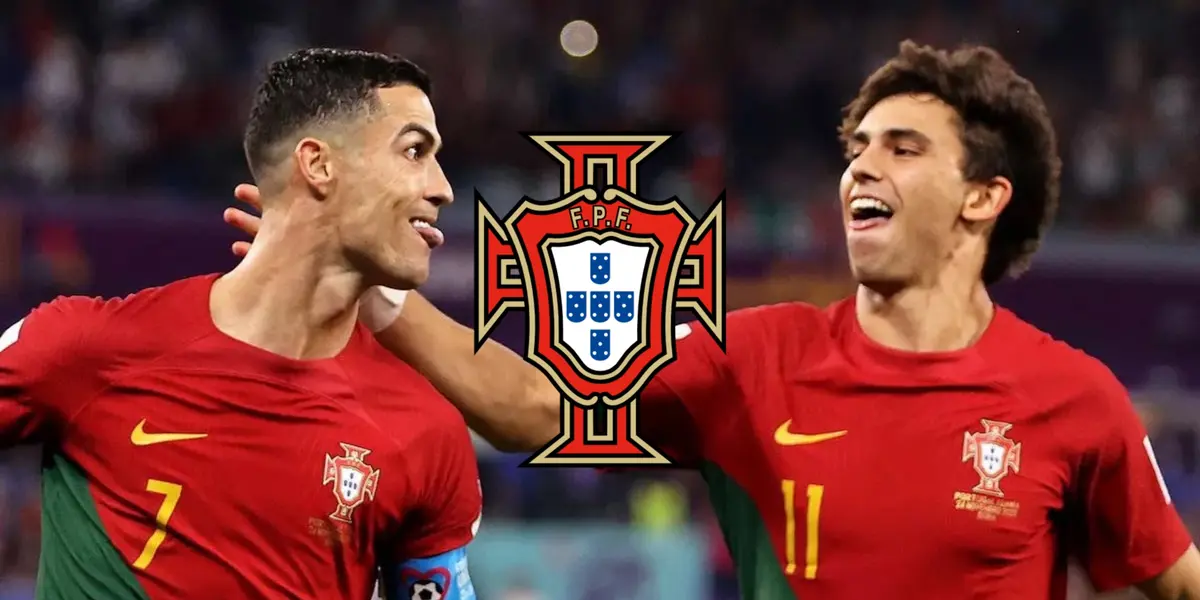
[0,297,108,446]
[389,420,482,560]
[1069,368,1192,591]
[641,305,792,466]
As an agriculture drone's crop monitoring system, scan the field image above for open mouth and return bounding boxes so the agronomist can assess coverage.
[848,197,894,230]
[411,218,445,248]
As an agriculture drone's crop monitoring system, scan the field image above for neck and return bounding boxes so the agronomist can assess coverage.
[855,263,994,353]
[210,202,365,360]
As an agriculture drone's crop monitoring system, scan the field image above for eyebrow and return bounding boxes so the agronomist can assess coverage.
[849,128,932,147]
[394,122,443,154]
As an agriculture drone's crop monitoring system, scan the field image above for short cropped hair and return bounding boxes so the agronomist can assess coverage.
[839,40,1062,285]
[243,48,431,178]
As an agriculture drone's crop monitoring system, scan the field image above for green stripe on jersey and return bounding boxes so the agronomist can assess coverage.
[701,462,797,600]
[37,452,150,600]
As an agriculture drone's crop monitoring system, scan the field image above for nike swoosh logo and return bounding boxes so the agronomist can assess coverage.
[774,420,847,446]
[131,419,208,446]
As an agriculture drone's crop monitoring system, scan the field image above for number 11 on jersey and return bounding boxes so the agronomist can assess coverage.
[781,479,824,579]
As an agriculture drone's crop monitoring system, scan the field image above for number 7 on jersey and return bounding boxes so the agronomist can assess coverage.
[782,479,824,580]
[133,479,184,570]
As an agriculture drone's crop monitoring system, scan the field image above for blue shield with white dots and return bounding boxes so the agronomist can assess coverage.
[613,291,635,323]
[590,292,611,322]
[590,330,611,361]
[551,239,652,375]
[590,253,611,284]
[566,292,587,323]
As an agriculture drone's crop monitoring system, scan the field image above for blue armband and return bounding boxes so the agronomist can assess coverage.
[383,546,475,600]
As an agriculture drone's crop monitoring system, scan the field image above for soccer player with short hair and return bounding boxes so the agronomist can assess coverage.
[0,48,479,599]
[229,41,1200,599]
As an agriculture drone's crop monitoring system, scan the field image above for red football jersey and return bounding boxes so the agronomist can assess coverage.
[0,275,481,599]
[638,298,1191,599]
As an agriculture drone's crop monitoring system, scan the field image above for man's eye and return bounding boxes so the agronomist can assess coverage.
[404,147,421,160]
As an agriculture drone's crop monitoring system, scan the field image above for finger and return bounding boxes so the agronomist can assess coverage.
[224,207,263,236]
[223,207,258,233]
[233,184,263,211]
[232,241,252,257]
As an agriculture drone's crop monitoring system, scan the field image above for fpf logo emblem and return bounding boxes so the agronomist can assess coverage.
[962,419,1021,497]
[323,443,380,523]
[476,134,725,466]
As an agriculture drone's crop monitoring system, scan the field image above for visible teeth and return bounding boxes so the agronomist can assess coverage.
[849,197,892,215]
[412,219,432,229]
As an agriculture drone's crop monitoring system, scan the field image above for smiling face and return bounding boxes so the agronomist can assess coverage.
[839,93,975,291]
[333,84,452,289]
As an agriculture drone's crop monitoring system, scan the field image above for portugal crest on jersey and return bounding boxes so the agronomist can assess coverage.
[475,134,725,466]
[962,419,1022,497]
[322,443,380,523]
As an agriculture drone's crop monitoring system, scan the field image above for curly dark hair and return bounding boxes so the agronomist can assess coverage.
[243,48,431,179]
[839,40,1062,285]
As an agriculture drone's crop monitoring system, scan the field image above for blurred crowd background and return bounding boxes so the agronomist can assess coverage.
[0,0,1198,598]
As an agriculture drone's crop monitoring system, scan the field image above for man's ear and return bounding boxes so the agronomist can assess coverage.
[962,176,1012,224]
[294,137,336,198]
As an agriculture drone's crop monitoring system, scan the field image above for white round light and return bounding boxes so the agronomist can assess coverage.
[560,20,598,58]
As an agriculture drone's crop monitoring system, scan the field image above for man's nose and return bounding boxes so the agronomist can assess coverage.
[849,148,883,184]
[426,160,453,207]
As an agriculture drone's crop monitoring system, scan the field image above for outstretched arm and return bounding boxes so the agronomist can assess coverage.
[227,185,559,452]
[373,292,559,452]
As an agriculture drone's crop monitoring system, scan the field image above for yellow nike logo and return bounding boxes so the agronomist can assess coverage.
[774,420,847,446]
[131,419,208,446]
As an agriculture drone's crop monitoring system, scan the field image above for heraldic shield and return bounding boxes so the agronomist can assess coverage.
[475,134,725,466]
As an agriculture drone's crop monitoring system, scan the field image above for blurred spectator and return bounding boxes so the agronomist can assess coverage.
[0,0,1192,240]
